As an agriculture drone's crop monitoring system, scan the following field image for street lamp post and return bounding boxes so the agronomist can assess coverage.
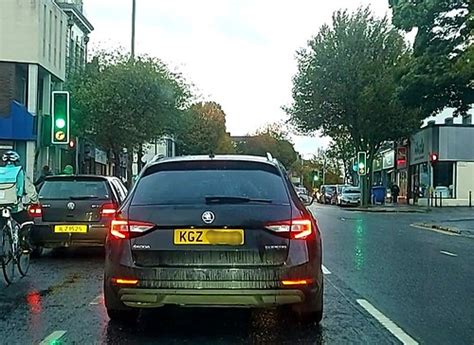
[131,0,136,58]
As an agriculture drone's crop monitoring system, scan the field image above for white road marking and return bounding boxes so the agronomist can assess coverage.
[89,294,103,305]
[39,330,67,345]
[357,299,418,345]
[440,250,458,257]
[322,265,331,275]
[410,224,458,236]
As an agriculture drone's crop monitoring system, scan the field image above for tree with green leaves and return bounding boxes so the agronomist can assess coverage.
[236,123,298,168]
[389,0,473,116]
[287,7,423,204]
[176,101,235,155]
[67,50,191,176]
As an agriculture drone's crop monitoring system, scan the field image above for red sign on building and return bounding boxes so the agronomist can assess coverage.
[397,147,407,168]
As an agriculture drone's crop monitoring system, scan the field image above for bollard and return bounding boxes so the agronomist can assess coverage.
[440,192,443,208]
[434,192,438,207]
[470,191,472,208]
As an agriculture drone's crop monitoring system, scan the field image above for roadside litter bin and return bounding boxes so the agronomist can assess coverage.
[371,186,386,204]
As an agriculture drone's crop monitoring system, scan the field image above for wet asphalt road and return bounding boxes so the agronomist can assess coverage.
[0,205,473,344]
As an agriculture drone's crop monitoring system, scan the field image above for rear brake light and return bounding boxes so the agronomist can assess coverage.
[265,218,313,239]
[281,279,312,286]
[111,277,139,286]
[101,203,117,217]
[28,204,42,217]
[110,219,155,239]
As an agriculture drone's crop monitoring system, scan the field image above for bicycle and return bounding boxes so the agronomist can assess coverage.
[0,206,32,285]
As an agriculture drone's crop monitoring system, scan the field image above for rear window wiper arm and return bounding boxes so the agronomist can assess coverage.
[205,196,272,204]
[69,195,99,200]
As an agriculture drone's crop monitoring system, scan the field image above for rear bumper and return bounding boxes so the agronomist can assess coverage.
[117,288,306,308]
[31,224,107,248]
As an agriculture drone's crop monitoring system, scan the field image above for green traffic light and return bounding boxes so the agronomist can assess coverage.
[55,118,66,129]
[358,162,365,169]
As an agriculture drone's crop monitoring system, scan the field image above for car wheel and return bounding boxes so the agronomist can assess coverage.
[292,282,324,324]
[31,246,44,258]
[104,278,139,323]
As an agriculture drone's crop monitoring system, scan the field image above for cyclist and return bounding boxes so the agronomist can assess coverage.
[1,150,38,233]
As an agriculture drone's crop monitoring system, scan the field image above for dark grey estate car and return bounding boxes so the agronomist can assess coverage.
[104,155,323,323]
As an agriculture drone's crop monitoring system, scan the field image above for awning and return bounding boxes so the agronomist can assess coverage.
[0,101,36,141]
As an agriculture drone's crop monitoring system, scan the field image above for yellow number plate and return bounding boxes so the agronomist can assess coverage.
[174,229,244,245]
[54,225,88,233]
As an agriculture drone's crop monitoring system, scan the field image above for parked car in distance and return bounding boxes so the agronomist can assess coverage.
[295,186,311,204]
[30,175,128,254]
[104,155,323,324]
[318,185,336,204]
[331,184,350,204]
[337,186,361,206]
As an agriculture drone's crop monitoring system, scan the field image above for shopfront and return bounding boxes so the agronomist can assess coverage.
[409,124,474,206]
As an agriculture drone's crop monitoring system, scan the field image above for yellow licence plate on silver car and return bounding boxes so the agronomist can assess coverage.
[54,225,88,233]
[174,229,244,245]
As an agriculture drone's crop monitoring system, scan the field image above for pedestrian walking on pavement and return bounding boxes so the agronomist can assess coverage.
[391,183,400,204]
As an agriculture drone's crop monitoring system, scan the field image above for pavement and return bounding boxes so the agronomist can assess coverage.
[344,204,430,213]
[0,205,473,344]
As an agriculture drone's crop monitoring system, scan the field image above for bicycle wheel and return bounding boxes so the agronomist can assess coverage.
[17,226,30,277]
[1,228,16,285]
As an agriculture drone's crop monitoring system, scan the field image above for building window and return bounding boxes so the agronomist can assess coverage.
[59,21,63,69]
[49,10,52,62]
[433,162,454,198]
[54,15,57,66]
[43,5,47,57]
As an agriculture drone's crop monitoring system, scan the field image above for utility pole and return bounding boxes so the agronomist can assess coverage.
[131,0,136,58]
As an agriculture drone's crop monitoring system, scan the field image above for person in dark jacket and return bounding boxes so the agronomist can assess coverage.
[391,183,400,204]
[34,165,52,188]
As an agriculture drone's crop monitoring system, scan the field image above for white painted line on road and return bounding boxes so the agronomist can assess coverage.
[440,250,458,257]
[410,224,458,236]
[89,294,103,305]
[322,265,331,275]
[356,299,418,345]
[39,330,67,345]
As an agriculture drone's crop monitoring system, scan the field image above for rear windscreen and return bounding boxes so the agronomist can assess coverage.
[132,161,290,205]
[344,188,360,194]
[39,180,110,200]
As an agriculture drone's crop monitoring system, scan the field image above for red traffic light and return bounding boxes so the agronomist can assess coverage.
[430,152,439,163]
[68,139,76,149]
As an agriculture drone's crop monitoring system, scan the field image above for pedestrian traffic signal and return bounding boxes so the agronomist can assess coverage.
[430,152,439,165]
[357,151,366,176]
[51,91,70,144]
[68,139,76,149]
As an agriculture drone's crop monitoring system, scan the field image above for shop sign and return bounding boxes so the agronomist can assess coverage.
[397,147,407,168]
[95,148,107,165]
[382,150,395,169]
[373,156,383,171]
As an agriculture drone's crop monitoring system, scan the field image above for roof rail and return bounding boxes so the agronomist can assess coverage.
[266,152,273,161]
[151,154,165,163]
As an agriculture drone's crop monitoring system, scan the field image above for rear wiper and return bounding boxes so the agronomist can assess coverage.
[205,196,272,204]
[69,195,99,200]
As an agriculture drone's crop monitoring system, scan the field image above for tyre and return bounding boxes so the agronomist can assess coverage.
[292,282,324,324]
[31,246,44,258]
[1,229,16,285]
[104,277,139,323]
[17,224,30,276]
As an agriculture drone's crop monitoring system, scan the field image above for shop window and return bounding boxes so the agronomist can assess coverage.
[433,162,454,198]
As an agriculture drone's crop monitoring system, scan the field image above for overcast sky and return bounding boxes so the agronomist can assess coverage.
[83,0,391,157]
